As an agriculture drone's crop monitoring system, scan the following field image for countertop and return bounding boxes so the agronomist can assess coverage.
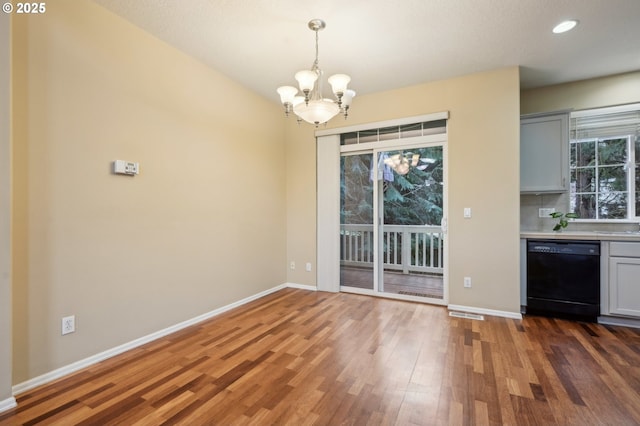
[521,231,640,242]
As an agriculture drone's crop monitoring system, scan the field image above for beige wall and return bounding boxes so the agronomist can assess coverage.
[1,11,12,403]
[11,0,286,383]
[521,71,640,115]
[285,123,317,285]
[286,67,522,314]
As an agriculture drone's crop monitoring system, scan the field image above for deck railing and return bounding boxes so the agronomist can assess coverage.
[340,224,444,274]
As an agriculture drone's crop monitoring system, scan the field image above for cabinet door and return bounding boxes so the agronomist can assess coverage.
[609,256,640,317]
[520,113,569,193]
[520,239,526,307]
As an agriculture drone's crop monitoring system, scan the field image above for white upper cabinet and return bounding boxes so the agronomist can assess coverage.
[520,112,569,193]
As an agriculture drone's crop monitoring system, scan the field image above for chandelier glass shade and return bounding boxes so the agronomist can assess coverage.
[277,19,355,126]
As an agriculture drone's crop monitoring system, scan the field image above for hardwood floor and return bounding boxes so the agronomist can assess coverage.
[1,288,640,425]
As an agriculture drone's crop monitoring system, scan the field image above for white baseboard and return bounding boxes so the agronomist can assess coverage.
[14,283,473,399]
[448,304,522,320]
[285,283,317,291]
[0,396,16,414]
[13,283,290,396]
[598,315,640,329]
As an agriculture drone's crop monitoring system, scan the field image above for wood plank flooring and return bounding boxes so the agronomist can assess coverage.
[1,288,640,425]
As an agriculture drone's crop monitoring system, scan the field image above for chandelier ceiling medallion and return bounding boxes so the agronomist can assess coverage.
[277,19,355,127]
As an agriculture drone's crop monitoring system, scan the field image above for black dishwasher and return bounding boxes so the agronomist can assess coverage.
[526,239,600,322]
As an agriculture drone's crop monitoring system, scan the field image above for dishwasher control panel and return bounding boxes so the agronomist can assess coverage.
[528,240,599,256]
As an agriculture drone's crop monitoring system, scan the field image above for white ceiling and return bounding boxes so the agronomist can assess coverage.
[92,0,640,103]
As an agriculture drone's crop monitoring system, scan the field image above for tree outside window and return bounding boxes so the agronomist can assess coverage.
[570,136,634,219]
[570,104,640,221]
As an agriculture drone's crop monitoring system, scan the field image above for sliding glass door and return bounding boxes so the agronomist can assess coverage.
[340,153,375,291]
[340,142,446,303]
[377,146,444,299]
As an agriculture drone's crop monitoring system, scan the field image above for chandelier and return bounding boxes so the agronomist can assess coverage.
[277,19,355,126]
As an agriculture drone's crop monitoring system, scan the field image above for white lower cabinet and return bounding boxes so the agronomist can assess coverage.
[520,239,526,307]
[608,243,640,318]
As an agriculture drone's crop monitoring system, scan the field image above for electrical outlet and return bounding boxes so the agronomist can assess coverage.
[463,277,472,288]
[539,208,556,218]
[62,315,75,335]
[290,261,295,270]
[305,262,312,272]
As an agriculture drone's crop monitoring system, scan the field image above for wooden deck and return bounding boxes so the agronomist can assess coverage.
[2,288,640,425]
[341,266,443,299]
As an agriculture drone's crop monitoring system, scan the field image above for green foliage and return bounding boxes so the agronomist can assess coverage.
[550,211,579,231]
[571,137,631,219]
[382,148,443,226]
[340,155,374,224]
[340,148,444,226]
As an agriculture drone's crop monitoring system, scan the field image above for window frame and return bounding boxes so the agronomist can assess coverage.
[570,134,638,221]
[569,103,640,223]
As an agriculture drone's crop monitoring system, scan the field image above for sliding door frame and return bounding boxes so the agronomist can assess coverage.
[317,134,341,292]
[317,112,449,303]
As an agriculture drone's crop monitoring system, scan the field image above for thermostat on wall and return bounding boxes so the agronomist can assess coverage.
[113,160,139,176]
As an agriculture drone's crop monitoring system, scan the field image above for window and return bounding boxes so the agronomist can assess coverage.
[340,120,446,145]
[570,136,632,219]
[569,104,640,220]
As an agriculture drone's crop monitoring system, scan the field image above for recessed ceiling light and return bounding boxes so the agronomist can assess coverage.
[553,20,578,34]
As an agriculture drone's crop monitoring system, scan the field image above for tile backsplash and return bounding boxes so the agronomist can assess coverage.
[520,193,640,232]
[521,193,566,232]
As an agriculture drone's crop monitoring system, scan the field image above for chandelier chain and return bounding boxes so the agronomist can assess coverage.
[313,28,320,71]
